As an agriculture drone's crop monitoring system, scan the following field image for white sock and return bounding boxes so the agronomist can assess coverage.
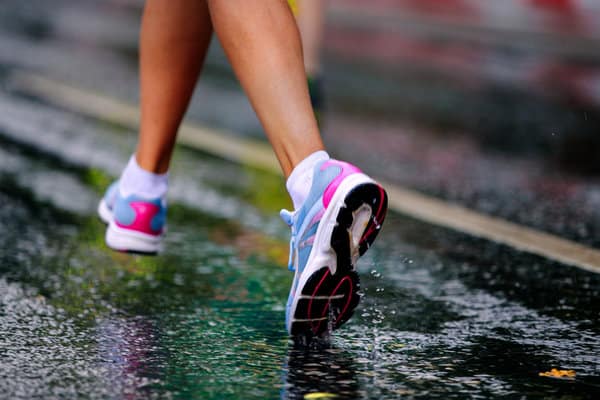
[286,150,330,210]
[118,155,169,199]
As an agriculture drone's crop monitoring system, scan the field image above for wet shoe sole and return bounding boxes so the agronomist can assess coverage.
[105,222,162,254]
[289,182,388,337]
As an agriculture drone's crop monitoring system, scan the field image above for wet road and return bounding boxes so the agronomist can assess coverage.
[1,0,600,399]
[1,116,599,399]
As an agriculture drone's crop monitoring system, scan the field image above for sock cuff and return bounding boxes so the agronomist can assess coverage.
[119,155,169,199]
[130,155,168,181]
[286,150,329,210]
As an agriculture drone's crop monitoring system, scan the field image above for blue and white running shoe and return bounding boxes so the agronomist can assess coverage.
[280,159,388,336]
[98,181,166,254]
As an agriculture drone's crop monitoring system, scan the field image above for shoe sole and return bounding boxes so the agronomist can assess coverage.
[98,199,163,254]
[288,178,388,336]
[97,199,113,225]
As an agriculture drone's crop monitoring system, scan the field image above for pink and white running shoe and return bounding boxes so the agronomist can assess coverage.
[280,159,388,337]
[98,181,166,254]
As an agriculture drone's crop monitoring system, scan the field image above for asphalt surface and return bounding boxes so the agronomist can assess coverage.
[1,1,599,399]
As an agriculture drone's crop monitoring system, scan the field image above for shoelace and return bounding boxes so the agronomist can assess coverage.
[280,209,297,271]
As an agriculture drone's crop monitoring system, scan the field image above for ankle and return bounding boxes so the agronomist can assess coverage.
[119,155,169,199]
[135,153,170,174]
[286,150,330,209]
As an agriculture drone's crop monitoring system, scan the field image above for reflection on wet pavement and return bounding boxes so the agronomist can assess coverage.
[1,129,599,398]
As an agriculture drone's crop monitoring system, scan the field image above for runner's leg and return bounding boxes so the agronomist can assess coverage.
[207,0,324,177]
[136,0,213,173]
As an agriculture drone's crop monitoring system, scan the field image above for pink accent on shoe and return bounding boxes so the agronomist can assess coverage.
[298,235,316,249]
[312,272,353,334]
[333,276,354,326]
[308,269,330,333]
[116,202,162,235]
[322,160,362,208]
[360,185,386,244]
[309,208,325,227]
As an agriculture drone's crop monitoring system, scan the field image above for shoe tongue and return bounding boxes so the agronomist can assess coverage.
[279,209,294,226]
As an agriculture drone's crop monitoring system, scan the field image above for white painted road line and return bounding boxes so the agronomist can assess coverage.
[12,72,600,274]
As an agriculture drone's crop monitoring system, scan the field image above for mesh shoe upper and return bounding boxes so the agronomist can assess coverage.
[103,181,166,236]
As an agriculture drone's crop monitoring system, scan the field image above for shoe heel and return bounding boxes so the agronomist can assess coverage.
[105,222,162,254]
[97,199,113,224]
[331,182,388,269]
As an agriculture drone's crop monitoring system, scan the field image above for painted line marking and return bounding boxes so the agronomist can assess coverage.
[11,72,600,275]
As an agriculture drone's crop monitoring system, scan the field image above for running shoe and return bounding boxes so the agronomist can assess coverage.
[280,159,388,336]
[97,181,166,254]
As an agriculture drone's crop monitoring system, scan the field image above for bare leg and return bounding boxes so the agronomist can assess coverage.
[207,0,324,177]
[136,0,213,173]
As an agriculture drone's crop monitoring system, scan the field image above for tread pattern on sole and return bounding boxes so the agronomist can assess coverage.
[290,267,360,336]
[290,183,388,337]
